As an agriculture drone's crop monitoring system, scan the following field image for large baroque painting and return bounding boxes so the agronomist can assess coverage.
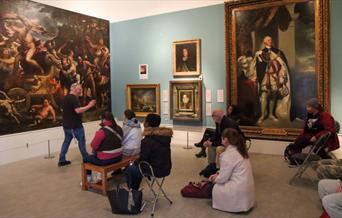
[225,0,330,140]
[0,0,111,135]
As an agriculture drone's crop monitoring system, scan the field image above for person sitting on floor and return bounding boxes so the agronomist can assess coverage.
[83,111,123,179]
[318,179,342,218]
[122,109,142,156]
[194,105,241,158]
[199,109,245,177]
[285,98,339,164]
[208,128,254,213]
[125,113,173,190]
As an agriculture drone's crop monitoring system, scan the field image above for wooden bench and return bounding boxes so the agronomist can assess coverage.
[81,154,139,195]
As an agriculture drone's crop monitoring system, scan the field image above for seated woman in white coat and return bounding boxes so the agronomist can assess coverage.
[318,179,342,218]
[122,109,142,156]
[209,128,254,213]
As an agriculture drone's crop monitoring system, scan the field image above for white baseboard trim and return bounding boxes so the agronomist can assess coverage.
[1,123,340,166]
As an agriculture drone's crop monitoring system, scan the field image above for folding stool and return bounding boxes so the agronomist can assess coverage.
[138,161,172,217]
[289,132,331,185]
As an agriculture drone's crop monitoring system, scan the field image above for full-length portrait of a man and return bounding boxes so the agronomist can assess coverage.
[254,36,291,124]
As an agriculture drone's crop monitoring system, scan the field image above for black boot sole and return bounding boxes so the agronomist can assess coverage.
[194,143,203,148]
[195,153,207,158]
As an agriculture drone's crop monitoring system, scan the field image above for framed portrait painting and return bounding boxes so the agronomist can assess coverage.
[170,80,202,121]
[225,0,330,140]
[126,84,160,117]
[172,39,201,77]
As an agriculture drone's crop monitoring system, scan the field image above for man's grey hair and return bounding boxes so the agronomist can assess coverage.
[212,108,225,117]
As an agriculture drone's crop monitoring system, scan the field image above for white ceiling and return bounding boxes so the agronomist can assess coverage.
[33,0,223,22]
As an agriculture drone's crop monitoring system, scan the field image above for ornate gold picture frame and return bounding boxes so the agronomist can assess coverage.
[225,0,330,140]
[170,80,202,121]
[126,84,160,117]
[172,39,201,77]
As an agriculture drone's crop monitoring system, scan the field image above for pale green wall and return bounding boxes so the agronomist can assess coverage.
[110,1,342,126]
[331,0,342,123]
[110,4,224,126]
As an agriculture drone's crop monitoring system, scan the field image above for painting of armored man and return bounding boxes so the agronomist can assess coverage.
[225,0,330,140]
[0,0,111,135]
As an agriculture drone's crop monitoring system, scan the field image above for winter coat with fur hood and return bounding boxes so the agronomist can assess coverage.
[140,127,173,178]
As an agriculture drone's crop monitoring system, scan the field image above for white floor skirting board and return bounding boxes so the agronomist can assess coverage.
[171,130,289,155]
[0,121,99,166]
[0,122,341,166]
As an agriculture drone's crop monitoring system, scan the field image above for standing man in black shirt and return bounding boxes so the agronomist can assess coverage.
[58,83,96,167]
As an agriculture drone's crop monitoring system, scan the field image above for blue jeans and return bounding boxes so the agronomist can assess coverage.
[125,165,143,190]
[59,127,88,162]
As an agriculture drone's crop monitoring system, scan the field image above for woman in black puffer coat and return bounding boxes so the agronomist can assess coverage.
[125,113,173,190]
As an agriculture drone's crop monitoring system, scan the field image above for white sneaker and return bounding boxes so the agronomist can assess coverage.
[87,175,92,183]
[90,172,102,183]
[96,172,102,181]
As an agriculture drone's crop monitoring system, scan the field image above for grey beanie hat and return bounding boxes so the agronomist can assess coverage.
[306,98,321,109]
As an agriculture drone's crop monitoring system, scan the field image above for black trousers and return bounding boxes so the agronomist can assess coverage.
[289,133,330,158]
[197,128,216,147]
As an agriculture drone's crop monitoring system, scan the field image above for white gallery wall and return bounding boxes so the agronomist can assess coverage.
[33,0,223,22]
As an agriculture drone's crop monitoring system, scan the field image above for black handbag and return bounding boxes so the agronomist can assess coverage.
[107,184,143,214]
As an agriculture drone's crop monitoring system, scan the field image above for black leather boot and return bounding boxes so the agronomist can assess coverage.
[194,142,203,148]
[195,147,207,158]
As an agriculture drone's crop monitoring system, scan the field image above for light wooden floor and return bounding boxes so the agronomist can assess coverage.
[0,144,322,218]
